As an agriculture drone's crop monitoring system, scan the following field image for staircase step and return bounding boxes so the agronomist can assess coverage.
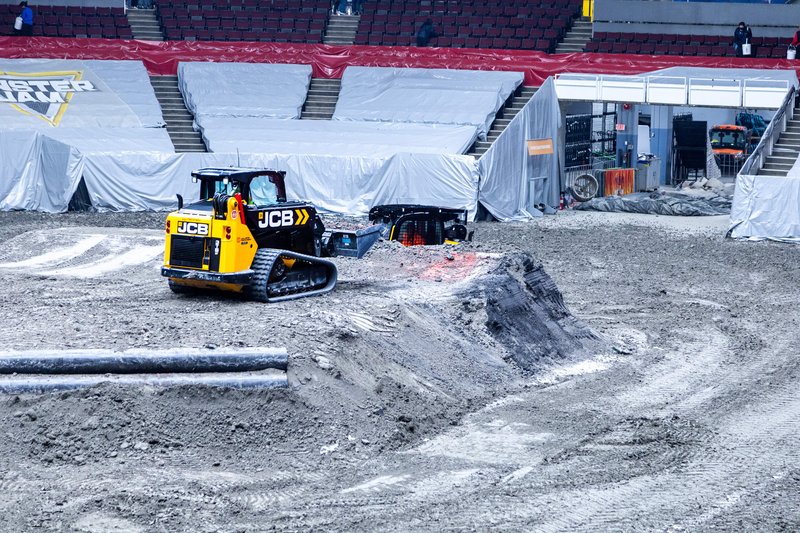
[303,103,336,110]
[766,154,798,161]
[307,90,340,98]
[305,94,339,100]
[763,161,794,168]
[758,168,788,176]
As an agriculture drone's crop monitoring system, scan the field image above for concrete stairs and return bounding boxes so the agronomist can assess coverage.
[126,8,164,41]
[150,75,207,152]
[555,18,592,53]
[323,13,359,45]
[300,78,341,120]
[759,103,800,176]
[467,86,538,157]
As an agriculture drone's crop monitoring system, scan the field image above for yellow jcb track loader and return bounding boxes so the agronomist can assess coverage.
[161,167,380,302]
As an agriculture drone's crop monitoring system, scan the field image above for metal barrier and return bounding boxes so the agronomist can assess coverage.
[739,86,796,177]
[556,73,790,109]
[565,156,617,197]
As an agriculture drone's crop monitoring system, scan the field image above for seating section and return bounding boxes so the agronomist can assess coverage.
[155,0,329,42]
[0,5,132,38]
[354,0,582,52]
[587,32,792,58]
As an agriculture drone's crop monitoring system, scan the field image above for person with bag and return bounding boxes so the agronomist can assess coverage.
[789,25,800,59]
[733,21,752,57]
[15,1,33,36]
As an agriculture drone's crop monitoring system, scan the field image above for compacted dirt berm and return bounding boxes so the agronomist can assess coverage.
[161,167,379,302]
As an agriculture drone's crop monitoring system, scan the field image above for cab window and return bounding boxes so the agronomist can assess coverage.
[249,176,280,206]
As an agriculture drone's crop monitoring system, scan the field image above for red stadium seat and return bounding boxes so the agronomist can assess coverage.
[653,44,669,55]
[639,43,655,54]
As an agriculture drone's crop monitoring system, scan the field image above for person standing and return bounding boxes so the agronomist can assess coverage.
[416,18,437,47]
[16,1,33,36]
[733,21,752,57]
[352,0,363,15]
[791,25,800,48]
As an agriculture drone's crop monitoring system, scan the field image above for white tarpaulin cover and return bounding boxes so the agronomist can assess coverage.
[196,117,479,156]
[42,128,174,154]
[178,62,312,122]
[729,174,800,242]
[478,78,561,221]
[0,131,83,212]
[0,134,480,215]
[2,63,540,218]
[333,66,523,140]
[0,59,165,129]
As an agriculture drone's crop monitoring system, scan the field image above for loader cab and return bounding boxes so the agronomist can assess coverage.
[709,125,752,175]
[191,168,287,208]
[709,125,752,156]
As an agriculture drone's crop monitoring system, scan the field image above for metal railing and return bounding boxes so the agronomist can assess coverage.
[564,155,617,195]
[739,86,796,177]
[555,73,789,109]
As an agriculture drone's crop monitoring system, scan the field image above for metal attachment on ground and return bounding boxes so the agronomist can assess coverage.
[569,174,599,202]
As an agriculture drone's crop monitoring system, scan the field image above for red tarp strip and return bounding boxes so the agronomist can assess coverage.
[0,37,798,85]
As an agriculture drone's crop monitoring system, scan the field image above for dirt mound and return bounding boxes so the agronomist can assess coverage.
[459,252,600,370]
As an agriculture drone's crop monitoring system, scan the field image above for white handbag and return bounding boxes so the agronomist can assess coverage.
[742,42,752,56]
[14,16,22,30]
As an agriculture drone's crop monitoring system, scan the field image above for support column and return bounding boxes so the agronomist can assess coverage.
[650,105,674,185]
[615,103,638,168]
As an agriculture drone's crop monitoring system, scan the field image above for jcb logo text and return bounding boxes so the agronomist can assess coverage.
[257,209,309,228]
[176,222,209,235]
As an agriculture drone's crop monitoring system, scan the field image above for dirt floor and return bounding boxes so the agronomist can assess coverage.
[0,209,799,532]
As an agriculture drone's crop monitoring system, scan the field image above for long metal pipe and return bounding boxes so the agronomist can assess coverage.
[0,348,288,375]
[0,372,288,393]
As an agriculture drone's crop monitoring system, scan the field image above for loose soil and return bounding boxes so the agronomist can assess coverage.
[0,210,798,532]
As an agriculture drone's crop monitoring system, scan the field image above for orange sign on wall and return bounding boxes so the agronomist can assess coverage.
[527,138,554,156]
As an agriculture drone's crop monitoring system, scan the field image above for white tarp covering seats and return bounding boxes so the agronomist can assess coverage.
[3,60,555,219]
[196,118,478,156]
[333,66,524,140]
[478,78,562,221]
[177,62,312,122]
[0,58,172,211]
[729,174,800,242]
[0,59,165,129]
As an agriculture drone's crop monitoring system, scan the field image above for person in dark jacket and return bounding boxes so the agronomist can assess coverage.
[416,18,437,47]
[733,21,752,57]
[16,1,33,36]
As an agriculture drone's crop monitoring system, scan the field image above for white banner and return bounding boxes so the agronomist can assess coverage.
[0,59,165,130]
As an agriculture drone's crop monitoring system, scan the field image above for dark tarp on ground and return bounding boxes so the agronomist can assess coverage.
[575,191,732,216]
